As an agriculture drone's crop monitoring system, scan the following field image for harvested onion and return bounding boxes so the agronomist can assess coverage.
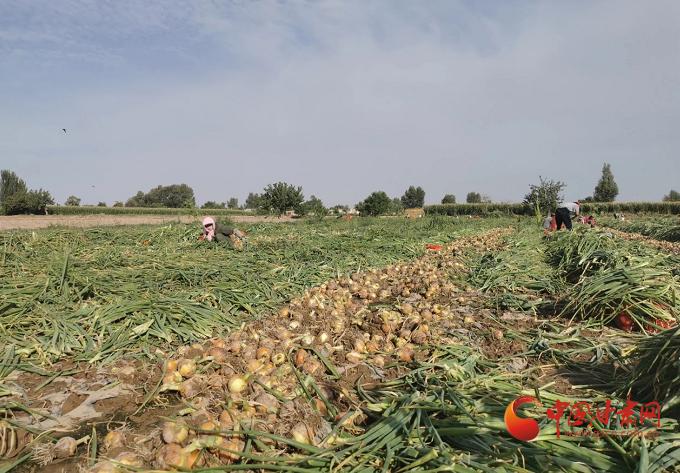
[115,451,143,467]
[156,444,198,470]
[54,436,78,458]
[162,421,189,444]
[290,422,312,445]
[103,430,125,451]
[177,359,197,378]
[228,375,248,393]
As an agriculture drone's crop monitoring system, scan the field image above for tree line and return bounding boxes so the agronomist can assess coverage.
[1,165,678,216]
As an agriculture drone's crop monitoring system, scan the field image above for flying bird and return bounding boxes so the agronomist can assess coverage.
[62,128,67,134]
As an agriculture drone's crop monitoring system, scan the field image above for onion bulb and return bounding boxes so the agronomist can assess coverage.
[156,444,198,470]
[103,431,125,451]
[114,452,143,467]
[314,398,328,416]
[164,359,178,372]
[290,422,312,445]
[294,349,307,367]
[179,378,201,399]
[345,351,364,363]
[398,346,414,363]
[246,359,264,373]
[208,347,229,363]
[353,339,367,353]
[227,374,248,393]
[162,421,189,444]
[256,346,272,359]
[254,392,279,414]
[54,436,78,458]
[177,359,197,378]
[218,439,245,462]
[88,461,118,473]
[271,352,286,366]
[218,410,238,430]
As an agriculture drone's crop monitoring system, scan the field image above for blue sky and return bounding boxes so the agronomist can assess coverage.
[1,0,678,206]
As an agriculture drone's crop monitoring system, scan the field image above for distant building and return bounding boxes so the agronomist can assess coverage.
[405,208,424,219]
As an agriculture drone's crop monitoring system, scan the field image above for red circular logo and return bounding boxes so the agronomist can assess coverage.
[505,396,541,441]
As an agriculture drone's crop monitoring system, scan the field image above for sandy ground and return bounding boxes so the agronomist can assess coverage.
[0,214,294,231]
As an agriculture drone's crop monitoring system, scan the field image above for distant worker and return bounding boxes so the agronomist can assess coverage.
[200,216,247,249]
[555,200,580,231]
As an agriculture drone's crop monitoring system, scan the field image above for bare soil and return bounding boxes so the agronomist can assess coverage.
[0,214,294,231]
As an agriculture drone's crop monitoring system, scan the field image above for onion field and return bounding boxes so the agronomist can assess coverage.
[1,216,679,473]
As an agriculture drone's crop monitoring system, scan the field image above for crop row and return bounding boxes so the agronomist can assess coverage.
[45,205,247,216]
[425,201,680,216]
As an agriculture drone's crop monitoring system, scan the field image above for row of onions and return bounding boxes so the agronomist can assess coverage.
[80,229,510,472]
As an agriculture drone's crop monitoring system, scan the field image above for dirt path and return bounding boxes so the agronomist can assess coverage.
[0,214,294,231]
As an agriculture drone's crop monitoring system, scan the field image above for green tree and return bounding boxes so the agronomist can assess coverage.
[523,177,566,216]
[125,184,196,208]
[259,182,304,215]
[466,192,482,203]
[65,195,81,206]
[300,195,327,218]
[400,186,425,208]
[244,193,261,209]
[663,190,680,202]
[3,189,53,215]
[593,163,619,202]
[227,197,239,209]
[441,194,456,204]
[389,197,404,215]
[97,202,107,207]
[356,191,391,216]
[0,170,28,209]
[113,201,124,207]
[144,184,195,208]
[202,201,226,209]
[126,191,145,207]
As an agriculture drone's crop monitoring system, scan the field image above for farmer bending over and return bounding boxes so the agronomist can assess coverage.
[200,217,246,249]
[555,201,580,231]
